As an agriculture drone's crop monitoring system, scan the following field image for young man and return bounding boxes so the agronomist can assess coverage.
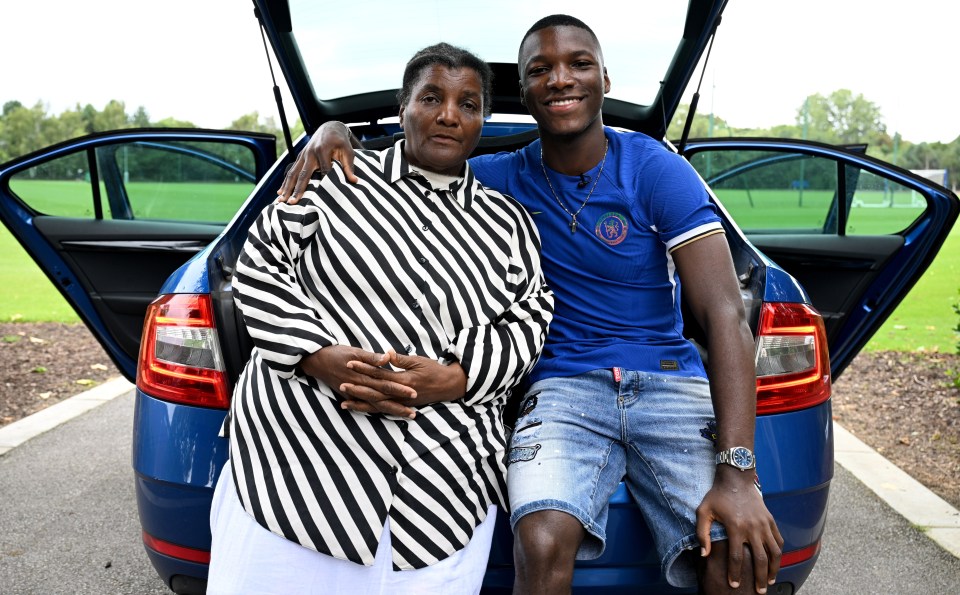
[279,15,783,595]
[208,43,553,595]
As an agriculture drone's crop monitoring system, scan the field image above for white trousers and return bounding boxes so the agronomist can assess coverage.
[207,461,497,595]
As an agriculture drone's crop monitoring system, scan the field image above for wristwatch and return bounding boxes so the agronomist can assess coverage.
[716,446,756,471]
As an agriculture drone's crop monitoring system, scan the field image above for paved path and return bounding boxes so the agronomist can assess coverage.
[1,380,960,594]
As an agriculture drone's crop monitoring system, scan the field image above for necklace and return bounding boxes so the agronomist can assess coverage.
[539,138,608,234]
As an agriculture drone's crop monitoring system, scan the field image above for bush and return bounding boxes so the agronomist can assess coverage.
[955,289,960,354]
[952,290,960,389]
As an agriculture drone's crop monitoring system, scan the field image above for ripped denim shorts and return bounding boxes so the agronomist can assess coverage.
[506,368,727,588]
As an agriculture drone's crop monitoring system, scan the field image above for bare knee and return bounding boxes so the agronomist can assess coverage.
[513,510,584,595]
[697,539,758,595]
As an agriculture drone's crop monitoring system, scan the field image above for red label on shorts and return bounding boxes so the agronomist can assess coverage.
[612,367,622,383]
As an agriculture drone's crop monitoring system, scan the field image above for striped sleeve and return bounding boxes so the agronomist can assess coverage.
[233,197,338,378]
[446,200,554,407]
[665,224,724,253]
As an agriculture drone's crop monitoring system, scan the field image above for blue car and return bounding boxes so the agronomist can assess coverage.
[1,1,957,593]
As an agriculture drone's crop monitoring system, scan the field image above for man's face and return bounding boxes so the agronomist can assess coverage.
[399,65,484,176]
[518,26,610,139]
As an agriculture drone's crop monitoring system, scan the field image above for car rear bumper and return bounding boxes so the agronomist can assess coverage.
[133,390,832,593]
[133,389,228,587]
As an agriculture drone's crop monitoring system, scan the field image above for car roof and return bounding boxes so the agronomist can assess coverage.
[254,0,728,139]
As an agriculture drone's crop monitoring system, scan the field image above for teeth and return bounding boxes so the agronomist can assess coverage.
[548,98,580,106]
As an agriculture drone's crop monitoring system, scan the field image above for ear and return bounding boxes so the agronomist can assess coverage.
[398,105,405,129]
[518,80,526,106]
[602,67,611,94]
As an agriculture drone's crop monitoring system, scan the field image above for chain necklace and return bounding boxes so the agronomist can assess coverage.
[539,138,609,233]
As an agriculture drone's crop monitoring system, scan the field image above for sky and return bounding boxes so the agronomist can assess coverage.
[2,0,958,144]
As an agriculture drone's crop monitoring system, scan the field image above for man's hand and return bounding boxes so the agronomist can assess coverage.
[299,346,417,418]
[340,350,468,413]
[277,121,359,204]
[696,467,783,594]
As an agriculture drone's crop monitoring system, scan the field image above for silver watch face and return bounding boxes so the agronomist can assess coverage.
[732,447,754,468]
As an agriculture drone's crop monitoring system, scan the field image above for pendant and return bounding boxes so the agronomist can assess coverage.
[569,217,578,234]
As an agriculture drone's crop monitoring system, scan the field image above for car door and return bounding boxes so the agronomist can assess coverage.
[680,138,959,377]
[0,129,276,380]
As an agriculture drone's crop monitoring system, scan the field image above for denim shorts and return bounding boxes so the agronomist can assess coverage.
[506,368,727,588]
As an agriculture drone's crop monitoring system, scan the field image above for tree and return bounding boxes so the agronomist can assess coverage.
[80,103,99,134]
[44,108,87,147]
[131,106,151,128]
[1,102,48,158]
[228,112,270,134]
[93,100,130,132]
[798,89,886,145]
[228,111,304,157]
[3,101,23,117]
[154,116,197,128]
[667,103,735,141]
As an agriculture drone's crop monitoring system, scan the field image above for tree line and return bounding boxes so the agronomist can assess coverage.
[669,89,958,190]
[0,100,304,164]
[1,92,957,190]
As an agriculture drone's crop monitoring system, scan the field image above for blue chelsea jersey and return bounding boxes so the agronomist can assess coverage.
[468,128,723,383]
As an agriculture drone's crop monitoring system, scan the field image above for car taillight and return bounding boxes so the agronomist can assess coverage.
[755,302,831,415]
[780,539,821,568]
[136,294,230,409]
[142,531,211,564]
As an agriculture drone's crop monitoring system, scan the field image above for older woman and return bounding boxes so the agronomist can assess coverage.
[206,43,553,594]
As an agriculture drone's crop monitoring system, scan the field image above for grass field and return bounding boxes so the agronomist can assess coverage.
[0,227,79,322]
[865,223,959,352]
[0,186,956,351]
[713,188,926,234]
[8,179,250,222]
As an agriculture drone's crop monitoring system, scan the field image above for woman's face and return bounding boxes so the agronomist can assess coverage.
[399,65,484,176]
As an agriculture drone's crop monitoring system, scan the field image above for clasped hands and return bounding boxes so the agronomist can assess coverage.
[299,346,467,418]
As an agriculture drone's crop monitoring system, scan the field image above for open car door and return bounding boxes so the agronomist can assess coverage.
[0,129,277,379]
[680,138,959,377]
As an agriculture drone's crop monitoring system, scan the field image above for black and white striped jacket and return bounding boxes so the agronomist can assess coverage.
[227,140,553,570]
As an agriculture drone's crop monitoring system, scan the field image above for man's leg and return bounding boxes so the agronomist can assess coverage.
[506,371,627,595]
[513,510,585,595]
[697,540,757,595]
[620,371,734,589]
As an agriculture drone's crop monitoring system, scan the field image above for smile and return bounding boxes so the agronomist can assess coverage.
[546,98,583,106]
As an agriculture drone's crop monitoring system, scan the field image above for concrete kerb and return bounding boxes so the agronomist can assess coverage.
[0,376,133,456]
[833,421,960,558]
[1,381,958,560]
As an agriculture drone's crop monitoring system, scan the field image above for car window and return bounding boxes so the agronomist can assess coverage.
[7,153,100,217]
[847,168,925,235]
[689,149,926,235]
[690,150,839,234]
[9,140,257,224]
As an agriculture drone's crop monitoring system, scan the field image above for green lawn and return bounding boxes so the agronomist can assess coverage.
[864,223,959,352]
[8,179,250,222]
[0,227,78,322]
[713,188,925,234]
